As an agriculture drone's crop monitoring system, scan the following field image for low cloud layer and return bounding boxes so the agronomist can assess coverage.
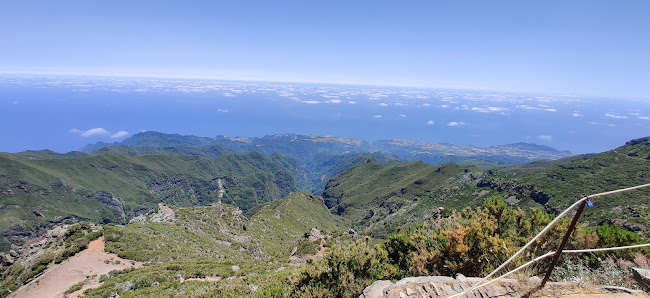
[69,127,128,139]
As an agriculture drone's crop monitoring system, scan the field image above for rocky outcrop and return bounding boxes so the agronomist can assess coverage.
[129,203,175,223]
[92,192,127,220]
[360,275,647,298]
[632,267,650,290]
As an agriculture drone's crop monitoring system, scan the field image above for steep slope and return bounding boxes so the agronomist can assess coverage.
[475,136,650,235]
[0,152,297,252]
[247,192,348,256]
[322,161,483,237]
[323,137,650,238]
[81,193,346,297]
[104,192,345,262]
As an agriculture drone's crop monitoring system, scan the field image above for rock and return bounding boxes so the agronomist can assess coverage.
[359,280,393,298]
[308,228,323,242]
[632,267,650,289]
[364,274,641,297]
[405,287,415,296]
[344,228,357,237]
[1,253,15,265]
[231,265,240,272]
[249,284,259,293]
[596,286,644,295]
[46,226,68,238]
[150,203,175,222]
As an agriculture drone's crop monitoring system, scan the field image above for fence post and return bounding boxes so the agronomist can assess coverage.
[540,199,588,288]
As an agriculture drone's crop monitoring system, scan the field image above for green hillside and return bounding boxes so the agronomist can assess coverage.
[75,131,578,195]
[322,160,483,237]
[475,136,650,236]
[84,193,347,297]
[322,136,650,239]
[106,192,347,262]
[10,149,88,160]
[0,152,297,252]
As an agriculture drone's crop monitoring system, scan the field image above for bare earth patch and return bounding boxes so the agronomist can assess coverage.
[10,236,142,298]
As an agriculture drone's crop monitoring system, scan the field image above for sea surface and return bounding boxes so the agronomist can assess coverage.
[1,75,649,154]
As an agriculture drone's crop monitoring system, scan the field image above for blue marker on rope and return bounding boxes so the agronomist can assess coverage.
[586,198,593,207]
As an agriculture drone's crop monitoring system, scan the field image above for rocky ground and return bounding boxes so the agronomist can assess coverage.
[361,275,649,298]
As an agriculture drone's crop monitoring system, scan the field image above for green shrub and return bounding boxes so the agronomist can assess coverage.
[65,281,85,294]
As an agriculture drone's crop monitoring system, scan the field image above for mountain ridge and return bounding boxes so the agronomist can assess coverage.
[77,131,572,166]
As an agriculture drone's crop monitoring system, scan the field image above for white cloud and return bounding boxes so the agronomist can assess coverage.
[12,101,19,104]
[545,108,557,112]
[325,99,342,104]
[608,124,617,127]
[638,116,650,120]
[629,112,641,116]
[348,101,357,104]
[301,100,320,104]
[471,106,509,113]
[426,120,434,125]
[441,105,448,108]
[394,102,405,107]
[379,103,389,107]
[516,105,539,110]
[217,109,229,113]
[399,114,407,118]
[110,131,129,139]
[538,135,552,141]
[604,113,627,119]
[373,114,383,119]
[422,103,431,107]
[81,128,110,137]
[447,121,467,127]
[572,113,583,117]
[68,128,82,134]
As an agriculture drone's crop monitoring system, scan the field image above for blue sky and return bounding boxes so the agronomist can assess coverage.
[1,1,649,99]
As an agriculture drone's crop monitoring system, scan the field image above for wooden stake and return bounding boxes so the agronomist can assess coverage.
[540,199,587,288]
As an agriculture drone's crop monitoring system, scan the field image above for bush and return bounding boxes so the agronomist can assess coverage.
[293,237,398,297]
[65,281,85,294]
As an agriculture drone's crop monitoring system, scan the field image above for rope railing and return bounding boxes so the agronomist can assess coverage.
[446,182,650,298]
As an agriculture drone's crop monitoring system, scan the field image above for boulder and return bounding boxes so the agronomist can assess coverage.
[632,267,650,290]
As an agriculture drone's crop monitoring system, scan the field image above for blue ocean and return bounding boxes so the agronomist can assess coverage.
[1,75,649,154]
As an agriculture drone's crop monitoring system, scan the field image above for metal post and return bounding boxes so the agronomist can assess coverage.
[540,199,588,288]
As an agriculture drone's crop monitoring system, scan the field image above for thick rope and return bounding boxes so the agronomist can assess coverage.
[449,242,650,296]
[563,242,650,254]
[446,182,650,298]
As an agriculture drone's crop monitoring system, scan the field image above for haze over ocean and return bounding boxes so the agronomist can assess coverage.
[1,75,648,154]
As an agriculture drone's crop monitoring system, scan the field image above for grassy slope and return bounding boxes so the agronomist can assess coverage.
[247,192,348,256]
[478,137,650,235]
[322,161,483,237]
[321,137,650,238]
[0,152,297,252]
[106,192,346,262]
[86,193,345,297]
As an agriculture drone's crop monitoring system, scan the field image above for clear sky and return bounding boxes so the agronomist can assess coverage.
[1,1,649,99]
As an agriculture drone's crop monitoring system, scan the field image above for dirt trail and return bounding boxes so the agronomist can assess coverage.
[10,236,142,298]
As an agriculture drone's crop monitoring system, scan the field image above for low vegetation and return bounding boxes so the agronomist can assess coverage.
[0,222,102,297]
[293,197,650,297]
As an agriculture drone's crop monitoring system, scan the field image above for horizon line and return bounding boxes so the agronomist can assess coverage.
[0,70,626,101]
